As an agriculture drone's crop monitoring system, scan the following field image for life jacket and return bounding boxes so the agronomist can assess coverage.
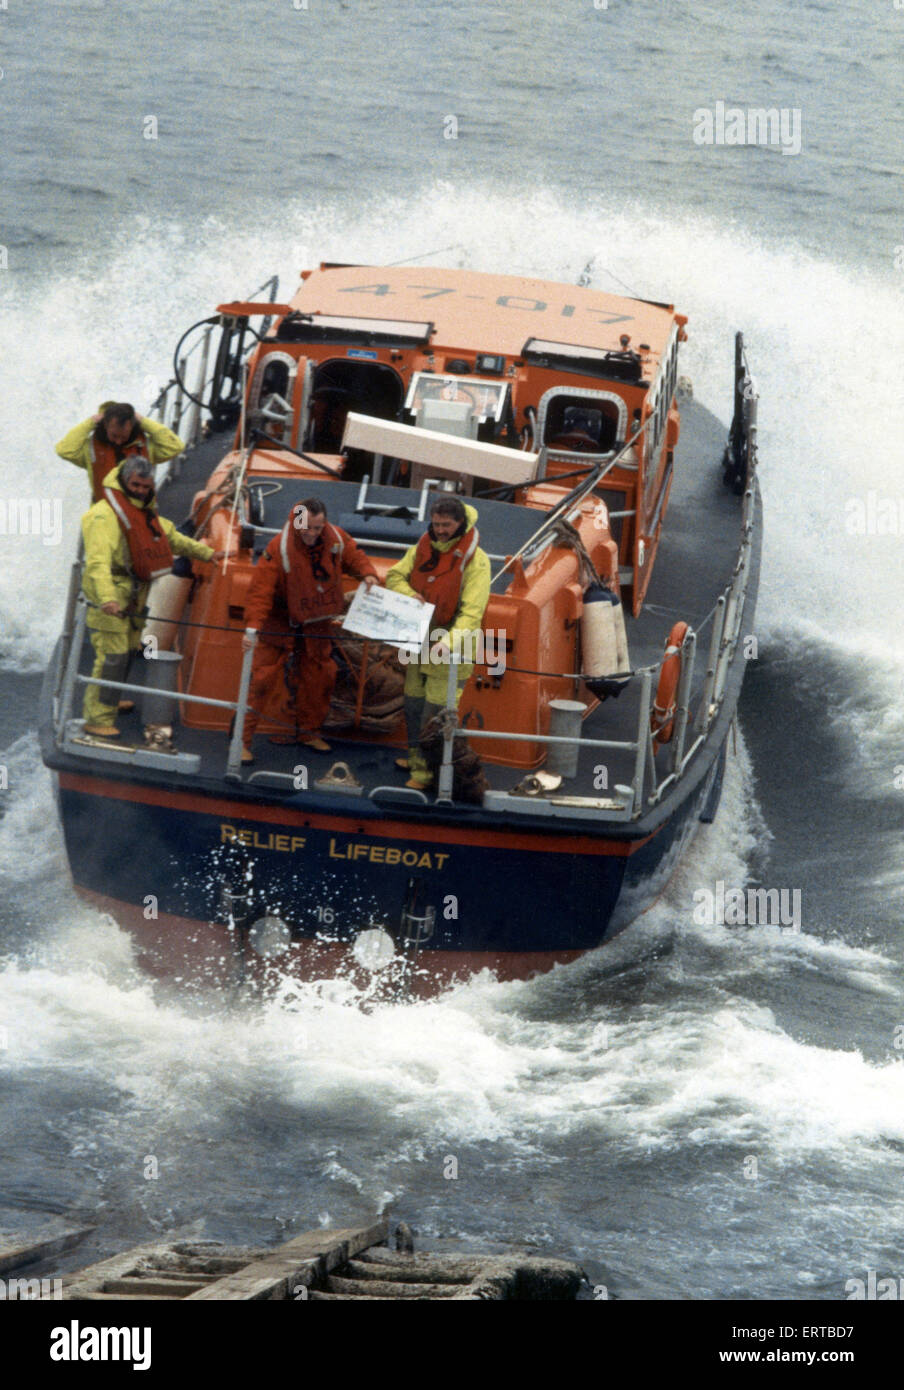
[409,523,480,627]
[89,430,149,502]
[103,485,174,582]
[279,517,348,625]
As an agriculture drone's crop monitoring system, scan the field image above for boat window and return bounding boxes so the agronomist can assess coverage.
[544,396,620,452]
[642,326,681,510]
[248,350,299,443]
[261,358,289,397]
[404,373,508,424]
[416,398,478,440]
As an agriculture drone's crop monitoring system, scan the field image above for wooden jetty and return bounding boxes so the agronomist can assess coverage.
[0,1227,93,1277]
[56,1220,584,1301]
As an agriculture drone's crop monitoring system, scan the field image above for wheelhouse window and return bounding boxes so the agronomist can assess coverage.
[642,328,681,513]
[248,350,299,442]
[543,394,621,453]
[404,373,509,425]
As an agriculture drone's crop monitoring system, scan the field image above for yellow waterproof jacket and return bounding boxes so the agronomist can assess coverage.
[385,503,491,644]
[56,406,184,479]
[82,468,214,632]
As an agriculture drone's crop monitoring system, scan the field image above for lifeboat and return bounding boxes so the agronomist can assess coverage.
[40,264,762,996]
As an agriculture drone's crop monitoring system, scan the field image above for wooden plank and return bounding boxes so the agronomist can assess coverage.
[79,1292,177,1301]
[64,1242,267,1299]
[63,1243,185,1300]
[326,1274,458,1299]
[103,1277,207,1297]
[144,1255,253,1275]
[187,1220,389,1301]
[346,1256,477,1284]
[0,1227,94,1276]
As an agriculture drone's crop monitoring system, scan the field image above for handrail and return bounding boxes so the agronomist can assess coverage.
[56,598,258,780]
[55,594,726,817]
[492,417,651,585]
[55,582,718,816]
[56,513,753,815]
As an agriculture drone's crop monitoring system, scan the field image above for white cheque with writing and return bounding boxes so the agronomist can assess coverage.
[342,585,434,652]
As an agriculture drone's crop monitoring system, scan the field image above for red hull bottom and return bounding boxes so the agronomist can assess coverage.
[78,888,585,1000]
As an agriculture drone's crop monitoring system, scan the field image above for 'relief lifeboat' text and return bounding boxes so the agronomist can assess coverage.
[220,824,449,870]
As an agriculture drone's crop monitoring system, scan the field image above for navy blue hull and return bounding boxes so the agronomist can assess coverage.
[56,745,720,969]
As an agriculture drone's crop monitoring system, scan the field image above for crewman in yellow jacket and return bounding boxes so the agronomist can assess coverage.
[57,402,184,501]
[81,456,222,737]
[385,496,490,789]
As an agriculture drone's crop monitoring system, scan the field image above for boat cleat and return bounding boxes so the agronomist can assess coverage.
[314,760,363,794]
[511,771,563,797]
[143,723,177,754]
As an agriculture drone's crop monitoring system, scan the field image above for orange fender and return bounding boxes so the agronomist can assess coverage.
[650,621,689,744]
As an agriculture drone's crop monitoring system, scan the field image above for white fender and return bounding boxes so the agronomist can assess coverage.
[613,597,630,674]
[581,582,631,697]
[582,591,620,678]
[142,573,193,651]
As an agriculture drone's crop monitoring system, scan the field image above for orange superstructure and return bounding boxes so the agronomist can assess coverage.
[165,263,688,770]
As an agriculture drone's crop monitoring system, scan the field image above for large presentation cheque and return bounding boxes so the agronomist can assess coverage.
[342,585,434,653]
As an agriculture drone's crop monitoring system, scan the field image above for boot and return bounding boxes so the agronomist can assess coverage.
[300,734,331,752]
[406,701,442,788]
[398,695,425,772]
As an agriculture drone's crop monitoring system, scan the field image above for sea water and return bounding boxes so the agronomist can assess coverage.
[0,0,902,1300]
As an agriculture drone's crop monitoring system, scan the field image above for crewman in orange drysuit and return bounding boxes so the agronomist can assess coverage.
[240,498,378,763]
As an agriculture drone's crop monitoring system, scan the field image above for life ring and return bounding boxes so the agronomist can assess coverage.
[650,621,689,744]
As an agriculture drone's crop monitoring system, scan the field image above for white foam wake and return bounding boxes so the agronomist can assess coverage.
[0,730,899,1168]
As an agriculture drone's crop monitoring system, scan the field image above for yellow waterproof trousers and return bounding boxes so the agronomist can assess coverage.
[402,658,472,787]
[83,622,143,726]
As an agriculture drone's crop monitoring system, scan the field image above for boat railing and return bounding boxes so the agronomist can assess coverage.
[146,274,280,476]
[435,496,754,820]
[55,544,751,814]
[54,599,261,781]
[54,594,656,813]
[435,660,657,821]
[435,349,759,819]
[54,477,756,813]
